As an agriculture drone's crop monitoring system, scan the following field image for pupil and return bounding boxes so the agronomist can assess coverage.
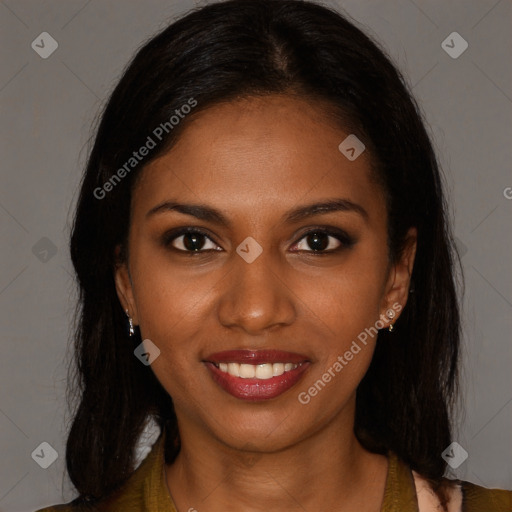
[307,232,328,251]
[184,233,204,251]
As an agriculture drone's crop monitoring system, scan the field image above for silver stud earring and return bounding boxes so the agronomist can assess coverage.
[126,309,135,336]
[386,308,396,332]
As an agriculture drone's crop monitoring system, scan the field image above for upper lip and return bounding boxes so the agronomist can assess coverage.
[205,349,310,365]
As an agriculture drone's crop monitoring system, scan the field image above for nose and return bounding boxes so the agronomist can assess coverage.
[217,246,296,335]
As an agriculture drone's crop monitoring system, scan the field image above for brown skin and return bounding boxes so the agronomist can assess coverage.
[115,95,417,512]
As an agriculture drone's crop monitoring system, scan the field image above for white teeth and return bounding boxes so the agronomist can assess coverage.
[217,362,300,379]
[255,363,273,379]
[227,362,240,377]
[272,363,284,377]
[239,364,255,378]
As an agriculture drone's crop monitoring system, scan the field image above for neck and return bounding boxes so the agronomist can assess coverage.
[165,398,388,512]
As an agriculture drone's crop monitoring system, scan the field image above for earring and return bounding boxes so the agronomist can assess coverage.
[126,309,135,336]
[386,308,396,332]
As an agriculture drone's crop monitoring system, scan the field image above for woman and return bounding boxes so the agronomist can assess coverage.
[36,0,511,511]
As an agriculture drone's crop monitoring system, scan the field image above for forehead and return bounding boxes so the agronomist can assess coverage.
[133,95,385,222]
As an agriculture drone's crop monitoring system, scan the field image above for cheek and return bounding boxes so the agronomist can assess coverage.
[132,267,208,408]
[305,278,381,382]
[131,244,212,332]
[303,256,386,336]
[294,276,384,415]
[296,250,387,388]
[128,253,214,389]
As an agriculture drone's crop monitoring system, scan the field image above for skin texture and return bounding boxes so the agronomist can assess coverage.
[115,95,417,512]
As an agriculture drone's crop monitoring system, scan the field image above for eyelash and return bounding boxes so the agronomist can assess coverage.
[161,226,356,256]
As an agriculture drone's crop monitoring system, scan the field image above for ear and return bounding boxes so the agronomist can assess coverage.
[114,245,139,325]
[380,227,417,327]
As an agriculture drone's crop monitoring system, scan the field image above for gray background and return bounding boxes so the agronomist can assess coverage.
[1,0,511,510]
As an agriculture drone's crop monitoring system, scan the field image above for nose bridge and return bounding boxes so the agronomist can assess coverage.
[217,242,296,333]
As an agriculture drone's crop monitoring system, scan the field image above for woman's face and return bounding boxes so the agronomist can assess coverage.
[115,95,416,452]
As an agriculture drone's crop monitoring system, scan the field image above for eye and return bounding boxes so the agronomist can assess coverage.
[163,228,221,253]
[291,228,355,254]
[162,226,355,255]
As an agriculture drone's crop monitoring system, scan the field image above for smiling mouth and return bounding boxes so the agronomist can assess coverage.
[212,361,303,379]
[204,350,310,401]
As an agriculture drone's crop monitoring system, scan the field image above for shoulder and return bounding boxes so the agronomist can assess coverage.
[459,479,512,512]
[33,487,145,512]
[413,470,512,512]
[33,466,150,512]
[33,432,168,512]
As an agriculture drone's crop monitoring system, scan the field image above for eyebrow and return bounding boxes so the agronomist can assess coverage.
[145,198,369,226]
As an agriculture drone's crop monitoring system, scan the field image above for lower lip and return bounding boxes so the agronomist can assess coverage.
[205,362,310,401]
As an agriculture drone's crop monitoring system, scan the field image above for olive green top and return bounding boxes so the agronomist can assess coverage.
[35,430,512,512]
